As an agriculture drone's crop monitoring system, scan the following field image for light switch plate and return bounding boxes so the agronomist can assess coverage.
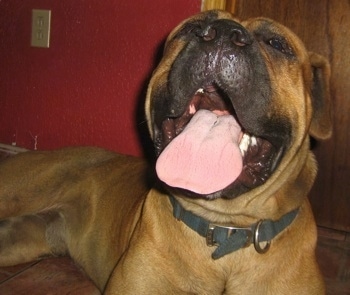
[31,9,51,48]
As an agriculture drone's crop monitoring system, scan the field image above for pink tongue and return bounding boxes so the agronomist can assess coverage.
[156,109,243,194]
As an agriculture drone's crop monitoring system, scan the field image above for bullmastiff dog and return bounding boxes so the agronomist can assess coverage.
[0,10,332,294]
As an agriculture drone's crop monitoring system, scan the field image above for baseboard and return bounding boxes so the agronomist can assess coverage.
[0,143,28,157]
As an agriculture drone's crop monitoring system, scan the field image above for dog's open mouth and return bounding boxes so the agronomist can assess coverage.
[154,84,283,198]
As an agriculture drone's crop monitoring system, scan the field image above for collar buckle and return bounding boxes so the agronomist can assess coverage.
[206,223,253,248]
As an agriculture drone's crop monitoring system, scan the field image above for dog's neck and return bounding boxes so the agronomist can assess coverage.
[168,192,278,226]
[167,194,299,259]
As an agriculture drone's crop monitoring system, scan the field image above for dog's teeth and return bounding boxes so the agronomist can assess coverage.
[239,133,251,156]
[196,88,204,94]
[239,134,258,156]
[251,136,257,146]
[189,104,196,115]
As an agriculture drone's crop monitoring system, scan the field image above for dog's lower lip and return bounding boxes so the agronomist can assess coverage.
[240,138,276,187]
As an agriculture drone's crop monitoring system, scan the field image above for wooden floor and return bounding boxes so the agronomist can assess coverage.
[317,227,350,295]
[0,227,348,294]
[0,258,100,295]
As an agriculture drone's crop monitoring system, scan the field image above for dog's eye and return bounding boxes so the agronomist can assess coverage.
[267,38,294,56]
[268,38,283,51]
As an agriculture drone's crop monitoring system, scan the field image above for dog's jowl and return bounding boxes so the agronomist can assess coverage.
[0,10,332,295]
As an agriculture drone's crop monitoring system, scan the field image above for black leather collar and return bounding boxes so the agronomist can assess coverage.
[168,194,299,259]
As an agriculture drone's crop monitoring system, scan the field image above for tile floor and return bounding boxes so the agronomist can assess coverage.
[0,228,348,294]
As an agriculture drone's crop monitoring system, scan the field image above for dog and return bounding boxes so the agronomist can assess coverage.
[0,10,332,294]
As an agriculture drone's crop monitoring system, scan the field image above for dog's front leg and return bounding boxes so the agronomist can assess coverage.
[0,150,79,266]
[0,148,104,266]
[0,211,66,266]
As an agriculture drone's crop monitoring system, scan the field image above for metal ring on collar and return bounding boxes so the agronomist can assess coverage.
[254,220,271,254]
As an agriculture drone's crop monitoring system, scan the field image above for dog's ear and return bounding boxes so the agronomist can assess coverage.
[308,52,333,140]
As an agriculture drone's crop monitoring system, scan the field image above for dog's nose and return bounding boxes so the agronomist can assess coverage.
[195,21,252,47]
[231,26,252,46]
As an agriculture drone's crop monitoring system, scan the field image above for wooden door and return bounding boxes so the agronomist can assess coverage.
[203,0,350,232]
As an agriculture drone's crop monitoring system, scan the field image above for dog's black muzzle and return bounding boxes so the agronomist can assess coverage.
[153,17,276,142]
[151,13,292,199]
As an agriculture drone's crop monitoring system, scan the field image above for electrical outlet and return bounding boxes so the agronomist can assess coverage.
[31,9,51,48]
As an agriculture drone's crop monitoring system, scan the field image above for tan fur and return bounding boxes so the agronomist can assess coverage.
[0,10,331,294]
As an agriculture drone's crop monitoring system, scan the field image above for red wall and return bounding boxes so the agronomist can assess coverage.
[0,0,201,156]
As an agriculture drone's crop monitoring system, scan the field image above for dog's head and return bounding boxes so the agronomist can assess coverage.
[145,10,332,200]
